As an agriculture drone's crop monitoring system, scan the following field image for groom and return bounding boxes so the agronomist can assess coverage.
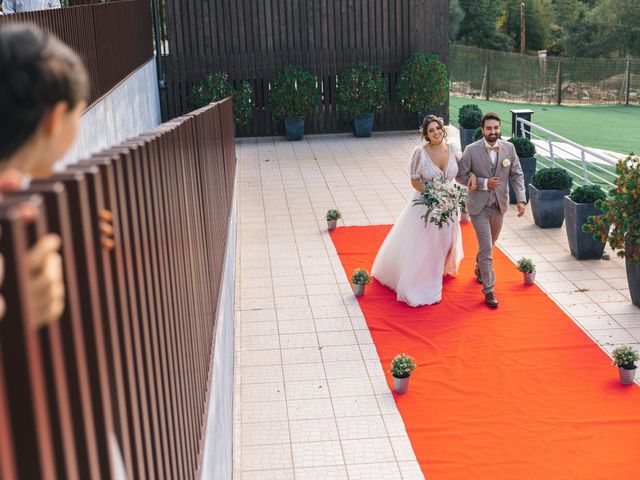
[456,112,527,307]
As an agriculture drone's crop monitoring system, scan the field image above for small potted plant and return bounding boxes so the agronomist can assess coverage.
[517,257,536,285]
[507,136,537,204]
[191,71,253,128]
[267,65,320,141]
[529,168,573,228]
[611,345,639,385]
[351,268,371,296]
[396,53,448,126]
[326,209,341,231]
[585,155,640,307]
[389,353,416,394]
[564,184,608,260]
[458,104,482,152]
[460,199,470,223]
[337,63,388,137]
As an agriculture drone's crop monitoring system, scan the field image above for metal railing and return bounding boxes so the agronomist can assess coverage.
[0,99,236,479]
[515,117,619,188]
[0,0,153,107]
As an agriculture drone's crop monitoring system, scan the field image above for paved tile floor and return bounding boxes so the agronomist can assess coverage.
[233,130,639,479]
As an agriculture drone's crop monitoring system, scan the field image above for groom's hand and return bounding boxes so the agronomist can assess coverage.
[517,202,526,217]
[487,177,500,190]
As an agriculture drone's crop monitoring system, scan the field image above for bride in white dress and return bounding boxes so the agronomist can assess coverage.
[371,115,468,307]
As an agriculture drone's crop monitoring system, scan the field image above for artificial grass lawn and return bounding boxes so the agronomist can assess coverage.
[450,96,640,155]
[535,156,616,188]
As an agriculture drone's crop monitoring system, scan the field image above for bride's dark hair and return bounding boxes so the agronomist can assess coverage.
[419,114,447,143]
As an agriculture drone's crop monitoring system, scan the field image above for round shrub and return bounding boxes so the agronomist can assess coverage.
[473,127,483,141]
[267,65,319,120]
[192,72,253,126]
[396,53,448,114]
[570,184,607,205]
[508,136,536,158]
[337,63,388,119]
[531,167,573,190]
[458,104,482,129]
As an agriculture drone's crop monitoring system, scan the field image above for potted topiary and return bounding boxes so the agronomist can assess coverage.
[192,72,253,128]
[508,136,537,204]
[351,268,371,296]
[611,345,639,385]
[585,155,640,306]
[389,353,417,394]
[458,104,482,152]
[337,63,388,138]
[473,127,484,142]
[529,168,573,228]
[396,53,448,126]
[516,257,536,285]
[267,65,320,141]
[326,209,341,231]
[564,184,608,260]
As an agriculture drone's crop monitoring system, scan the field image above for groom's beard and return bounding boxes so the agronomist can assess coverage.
[485,134,499,143]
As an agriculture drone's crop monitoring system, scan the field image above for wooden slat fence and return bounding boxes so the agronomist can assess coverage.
[0,99,236,479]
[163,0,450,135]
[0,0,153,107]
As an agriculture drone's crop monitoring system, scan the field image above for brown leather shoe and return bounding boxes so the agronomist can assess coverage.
[474,265,483,284]
[485,292,499,308]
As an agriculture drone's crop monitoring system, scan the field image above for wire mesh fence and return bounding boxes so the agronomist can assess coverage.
[450,44,640,105]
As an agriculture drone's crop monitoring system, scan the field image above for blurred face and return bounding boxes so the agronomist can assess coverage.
[30,100,85,179]
[482,119,500,144]
[426,121,444,144]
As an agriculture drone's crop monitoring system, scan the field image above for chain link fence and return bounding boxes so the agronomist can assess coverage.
[450,44,640,105]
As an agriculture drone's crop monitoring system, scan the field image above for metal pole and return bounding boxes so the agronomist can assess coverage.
[581,150,588,182]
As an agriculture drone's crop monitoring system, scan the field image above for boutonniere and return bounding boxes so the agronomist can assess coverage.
[502,158,511,167]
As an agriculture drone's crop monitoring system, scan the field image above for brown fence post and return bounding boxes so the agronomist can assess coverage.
[556,61,563,105]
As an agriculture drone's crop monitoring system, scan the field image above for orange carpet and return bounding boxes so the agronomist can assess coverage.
[330,223,640,479]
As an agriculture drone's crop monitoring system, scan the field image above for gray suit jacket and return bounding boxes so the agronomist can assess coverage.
[456,139,526,215]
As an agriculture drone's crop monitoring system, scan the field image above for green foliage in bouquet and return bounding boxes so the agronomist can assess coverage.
[396,54,448,114]
[389,353,417,379]
[570,185,606,205]
[191,72,253,126]
[458,104,482,129]
[351,268,372,285]
[413,177,468,229]
[516,257,535,273]
[531,167,573,190]
[611,345,639,369]
[508,136,536,158]
[267,65,319,120]
[584,155,640,264]
[337,63,388,119]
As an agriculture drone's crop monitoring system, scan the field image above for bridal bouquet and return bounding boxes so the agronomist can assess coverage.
[412,177,468,229]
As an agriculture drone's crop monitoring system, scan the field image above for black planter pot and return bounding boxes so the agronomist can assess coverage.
[509,156,537,204]
[284,116,305,141]
[354,114,374,137]
[625,236,640,307]
[564,196,608,259]
[459,128,476,152]
[528,184,571,228]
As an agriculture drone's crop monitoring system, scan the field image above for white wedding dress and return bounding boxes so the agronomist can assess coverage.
[371,144,464,306]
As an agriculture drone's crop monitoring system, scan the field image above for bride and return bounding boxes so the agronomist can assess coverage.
[371,115,472,307]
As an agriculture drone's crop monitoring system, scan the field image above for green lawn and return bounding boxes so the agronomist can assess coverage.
[449,96,640,155]
[535,156,617,189]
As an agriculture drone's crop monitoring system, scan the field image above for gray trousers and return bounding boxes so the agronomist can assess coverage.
[470,204,504,294]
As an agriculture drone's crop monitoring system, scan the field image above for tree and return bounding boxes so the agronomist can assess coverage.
[449,0,464,42]
[500,0,554,52]
[457,0,514,50]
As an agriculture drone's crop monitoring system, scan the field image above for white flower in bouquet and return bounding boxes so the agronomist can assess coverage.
[412,177,468,229]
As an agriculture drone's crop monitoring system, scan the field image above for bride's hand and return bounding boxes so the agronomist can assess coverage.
[468,172,477,191]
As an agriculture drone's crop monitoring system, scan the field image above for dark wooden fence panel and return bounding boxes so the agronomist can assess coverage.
[0,99,236,479]
[163,0,450,135]
[0,0,153,106]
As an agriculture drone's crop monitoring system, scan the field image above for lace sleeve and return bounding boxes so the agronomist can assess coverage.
[409,148,423,179]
